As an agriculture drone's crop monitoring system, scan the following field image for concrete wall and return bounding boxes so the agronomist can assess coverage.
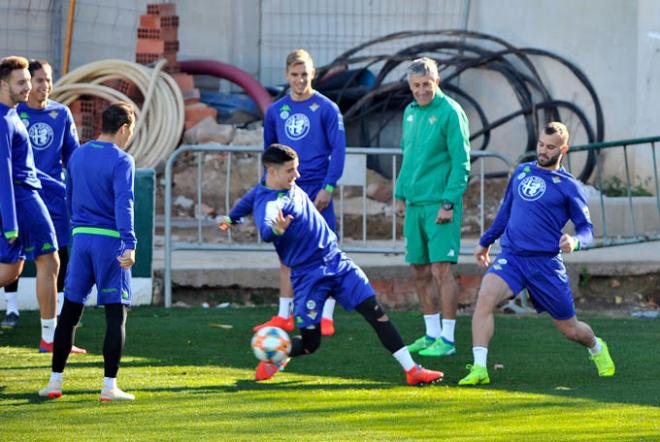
[4,0,658,185]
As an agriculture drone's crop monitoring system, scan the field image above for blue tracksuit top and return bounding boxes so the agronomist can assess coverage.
[480,162,593,255]
[17,100,79,183]
[229,183,338,269]
[263,91,345,187]
[66,140,136,249]
[0,102,41,238]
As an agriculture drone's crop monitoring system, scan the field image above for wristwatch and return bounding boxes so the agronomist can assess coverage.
[442,201,454,211]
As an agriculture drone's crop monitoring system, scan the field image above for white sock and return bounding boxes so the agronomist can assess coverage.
[392,347,416,371]
[41,317,57,343]
[473,346,488,367]
[5,292,19,315]
[440,319,456,344]
[277,297,293,318]
[423,313,441,339]
[588,339,602,355]
[103,377,117,390]
[322,298,336,320]
[49,372,62,383]
[56,292,64,316]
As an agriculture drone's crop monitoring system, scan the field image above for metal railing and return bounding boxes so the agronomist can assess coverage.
[163,144,511,307]
[516,135,660,247]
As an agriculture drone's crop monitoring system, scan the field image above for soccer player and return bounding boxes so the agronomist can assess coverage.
[251,49,345,336]
[458,122,615,386]
[222,144,443,386]
[39,102,137,401]
[1,60,81,343]
[0,55,61,351]
[395,58,471,358]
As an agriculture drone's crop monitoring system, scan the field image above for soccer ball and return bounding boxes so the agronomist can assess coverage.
[251,326,291,364]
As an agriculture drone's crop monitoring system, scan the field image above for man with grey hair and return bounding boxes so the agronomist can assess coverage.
[395,57,471,358]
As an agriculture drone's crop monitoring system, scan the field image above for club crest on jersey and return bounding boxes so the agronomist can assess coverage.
[518,175,546,201]
[285,113,310,140]
[49,110,59,119]
[306,300,316,310]
[309,102,319,112]
[28,122,54,150]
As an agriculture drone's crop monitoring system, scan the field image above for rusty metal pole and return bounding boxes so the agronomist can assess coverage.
[62,0,76,75]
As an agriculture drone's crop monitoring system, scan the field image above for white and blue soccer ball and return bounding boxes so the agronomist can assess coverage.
[251,326,291,364]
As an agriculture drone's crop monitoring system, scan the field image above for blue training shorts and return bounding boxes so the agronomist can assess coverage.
[39,180,71,248]
[64,232,132,305]
[298,182,337,233]
[291,251,374,328]
[0,187,58,263]
[486,251,575,320]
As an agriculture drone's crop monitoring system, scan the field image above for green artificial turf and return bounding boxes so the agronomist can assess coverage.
[1,307,659,441]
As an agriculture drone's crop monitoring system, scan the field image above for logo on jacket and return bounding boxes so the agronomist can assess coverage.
[518,175,546,201]
[28,122,54,150]
[285,113,310,140]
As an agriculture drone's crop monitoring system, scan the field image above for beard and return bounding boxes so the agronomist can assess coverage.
[537,153,562,168]
[9,88,28,105]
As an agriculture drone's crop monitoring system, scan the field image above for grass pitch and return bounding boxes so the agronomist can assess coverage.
[1,306,659,441]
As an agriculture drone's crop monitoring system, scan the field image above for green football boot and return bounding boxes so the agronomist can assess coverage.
[407,335,434,353]
[418,338,456,357]
[591,337,615,377]
[458,364,490,386]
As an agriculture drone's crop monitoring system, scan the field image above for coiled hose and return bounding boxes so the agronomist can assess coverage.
[51,59,184,168]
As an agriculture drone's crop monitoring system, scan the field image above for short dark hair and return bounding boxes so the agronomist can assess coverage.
[0,56,29,81]
[544,121,569,145]
[28,59,51,76]
[101,102,134,134]
[263,144,298,166]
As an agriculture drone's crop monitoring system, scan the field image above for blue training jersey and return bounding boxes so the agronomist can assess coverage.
[264,91,345,187]
[480,162,593,255]
[17,100,79,183]
[66,140,136,249]
[229,183,338,269]
[0,102,41,238]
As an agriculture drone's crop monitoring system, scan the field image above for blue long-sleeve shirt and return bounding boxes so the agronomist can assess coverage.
[17,100,79,183]
[0,103,41,239]
[229,183,338,269]
[263,91,345,187]
[66,140,136,248]
[480,162,593,255]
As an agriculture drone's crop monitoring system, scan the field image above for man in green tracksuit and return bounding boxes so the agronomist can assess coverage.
[395,57,471,357]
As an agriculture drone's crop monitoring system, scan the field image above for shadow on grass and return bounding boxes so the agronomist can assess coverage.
[2,306,659,407]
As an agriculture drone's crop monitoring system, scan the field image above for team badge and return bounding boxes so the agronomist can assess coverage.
[518,175,546,201]
[49,110,59,119]
[28,122,54,150]
[307,310,318,320]
[309,102,319,112]
[284,113,310,140]
[306,300,316,310]
[517,172,526,180]
[552,176,562,183]
[428,115,437,125]
[279,104,291,120]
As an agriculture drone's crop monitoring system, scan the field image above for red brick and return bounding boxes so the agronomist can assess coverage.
[146,3,176,16]
[173,73,194,92]
[184,104,217,129]
[137,27,178,41]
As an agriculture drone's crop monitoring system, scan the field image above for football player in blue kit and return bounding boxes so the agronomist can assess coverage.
[251,49,345,336]
[459,122,615,386]
[0,56,61,351]
[39,102,137,401]
[222,144,443,386]
[1,60,83,352]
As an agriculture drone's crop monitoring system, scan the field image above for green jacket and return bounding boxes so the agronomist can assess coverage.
[395,88,471,206]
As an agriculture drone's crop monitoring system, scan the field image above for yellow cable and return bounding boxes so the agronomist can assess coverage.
[51,59,185,168]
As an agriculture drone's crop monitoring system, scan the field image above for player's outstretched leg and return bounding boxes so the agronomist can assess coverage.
[553,317,615,377]
[355,297,443,386]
